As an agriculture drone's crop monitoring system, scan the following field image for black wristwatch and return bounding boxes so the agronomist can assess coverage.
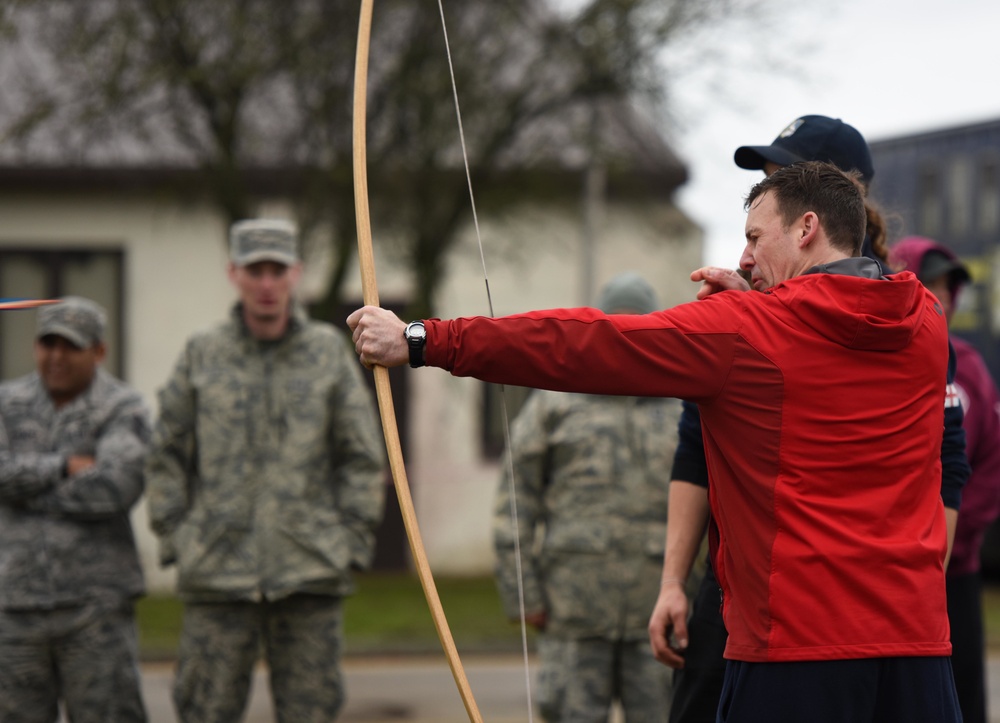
[403,320,426,368]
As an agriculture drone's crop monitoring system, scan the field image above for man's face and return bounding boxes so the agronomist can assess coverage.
[34,335,104,405]
[229,260,301,324]
[740,191,799,291]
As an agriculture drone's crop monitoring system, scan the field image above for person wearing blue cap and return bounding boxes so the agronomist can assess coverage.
[735,115,886,266]
[648,116,970,723]
[733,115,876,183]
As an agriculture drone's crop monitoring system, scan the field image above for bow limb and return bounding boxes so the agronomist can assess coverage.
[352,3,484,721]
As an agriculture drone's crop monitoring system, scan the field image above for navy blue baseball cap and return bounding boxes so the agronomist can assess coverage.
[734,115,875,186]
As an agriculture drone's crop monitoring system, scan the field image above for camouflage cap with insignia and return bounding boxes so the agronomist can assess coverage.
[36,296,106,349]
[229,219,299,267]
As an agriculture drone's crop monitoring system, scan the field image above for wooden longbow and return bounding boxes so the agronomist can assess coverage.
[351,2,485,721]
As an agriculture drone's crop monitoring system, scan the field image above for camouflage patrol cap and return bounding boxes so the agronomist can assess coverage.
[36,296,106,349]
[229,219,299,267]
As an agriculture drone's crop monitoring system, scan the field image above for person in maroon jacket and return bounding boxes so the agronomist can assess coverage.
[349,161,962,723]
[890,236,1000,723]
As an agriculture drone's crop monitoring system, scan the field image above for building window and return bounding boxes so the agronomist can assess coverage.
[918,164,943,238]
[948,156,971,238]
[0,248,124,380]
[481,382,534,458]
[978,159,1000,236]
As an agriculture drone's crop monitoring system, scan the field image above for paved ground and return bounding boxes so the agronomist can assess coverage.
[140,654,540,723]
[135,652,1000,722]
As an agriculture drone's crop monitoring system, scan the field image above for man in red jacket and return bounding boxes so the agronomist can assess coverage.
[348,162,961,723]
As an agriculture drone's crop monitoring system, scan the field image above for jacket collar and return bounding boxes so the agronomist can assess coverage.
[803,256,884,280]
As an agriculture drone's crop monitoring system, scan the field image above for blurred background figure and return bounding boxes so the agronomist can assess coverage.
[891,236,1000,723]
[0,296,150,722]
[493,271,682,722]
[146,219,386,723]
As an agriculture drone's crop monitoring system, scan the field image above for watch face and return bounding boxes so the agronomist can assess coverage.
[406,322,426,340]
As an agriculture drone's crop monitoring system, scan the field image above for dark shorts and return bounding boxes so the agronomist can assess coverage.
[718,656,962,723]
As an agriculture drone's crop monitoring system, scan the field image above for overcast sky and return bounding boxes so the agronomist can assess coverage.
[663,0,1000,267]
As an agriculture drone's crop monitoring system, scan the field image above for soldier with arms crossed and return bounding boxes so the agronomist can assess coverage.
[0,297,150,723]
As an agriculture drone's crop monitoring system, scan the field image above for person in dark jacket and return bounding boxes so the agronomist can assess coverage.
[891,236,1000,723]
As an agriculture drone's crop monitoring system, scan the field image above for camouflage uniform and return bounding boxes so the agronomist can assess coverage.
[0,364,150,723]
[147,302,385,723]
[494,389,681,723]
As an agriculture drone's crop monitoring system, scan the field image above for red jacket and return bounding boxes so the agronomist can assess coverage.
[426,266,952,662]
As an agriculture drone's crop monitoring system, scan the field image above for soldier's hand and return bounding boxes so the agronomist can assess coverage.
[347,306,409,370]
[66,455,96,476]
[648,579,689,669]
[690,266,751,300]
[524,610,547,632]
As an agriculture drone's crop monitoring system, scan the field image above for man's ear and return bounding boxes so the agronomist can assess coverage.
[93,342,107,364]
[798,211,820,249]
[227,262,238,286]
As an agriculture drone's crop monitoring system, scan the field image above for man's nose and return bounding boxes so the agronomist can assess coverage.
[739,245,754,271]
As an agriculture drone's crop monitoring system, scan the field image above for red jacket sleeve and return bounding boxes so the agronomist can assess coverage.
[424,293,749,402]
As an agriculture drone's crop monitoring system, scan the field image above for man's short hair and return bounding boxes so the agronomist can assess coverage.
[36,296,106,349]
[745,161,866,256]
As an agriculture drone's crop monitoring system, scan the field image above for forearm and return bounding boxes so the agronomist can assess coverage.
[650,480,709,668]
[493,545,544,619]
[332,394,389,567]
[25,461,144,518]
[661,480,711,585]
[147,364,197,537]
[0,451,63,502]
[337,466,387,570]
[493,393,551,618]
[492,472,545,618]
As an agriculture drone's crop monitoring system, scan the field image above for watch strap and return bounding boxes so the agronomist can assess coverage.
[404,321,426,368]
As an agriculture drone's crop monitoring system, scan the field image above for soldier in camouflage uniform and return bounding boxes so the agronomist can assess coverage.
[493,273,681,722]
[0,296,150,723]
[146,219,386,723]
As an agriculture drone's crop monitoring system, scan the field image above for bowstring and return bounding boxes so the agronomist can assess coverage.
[435,2,535,720]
